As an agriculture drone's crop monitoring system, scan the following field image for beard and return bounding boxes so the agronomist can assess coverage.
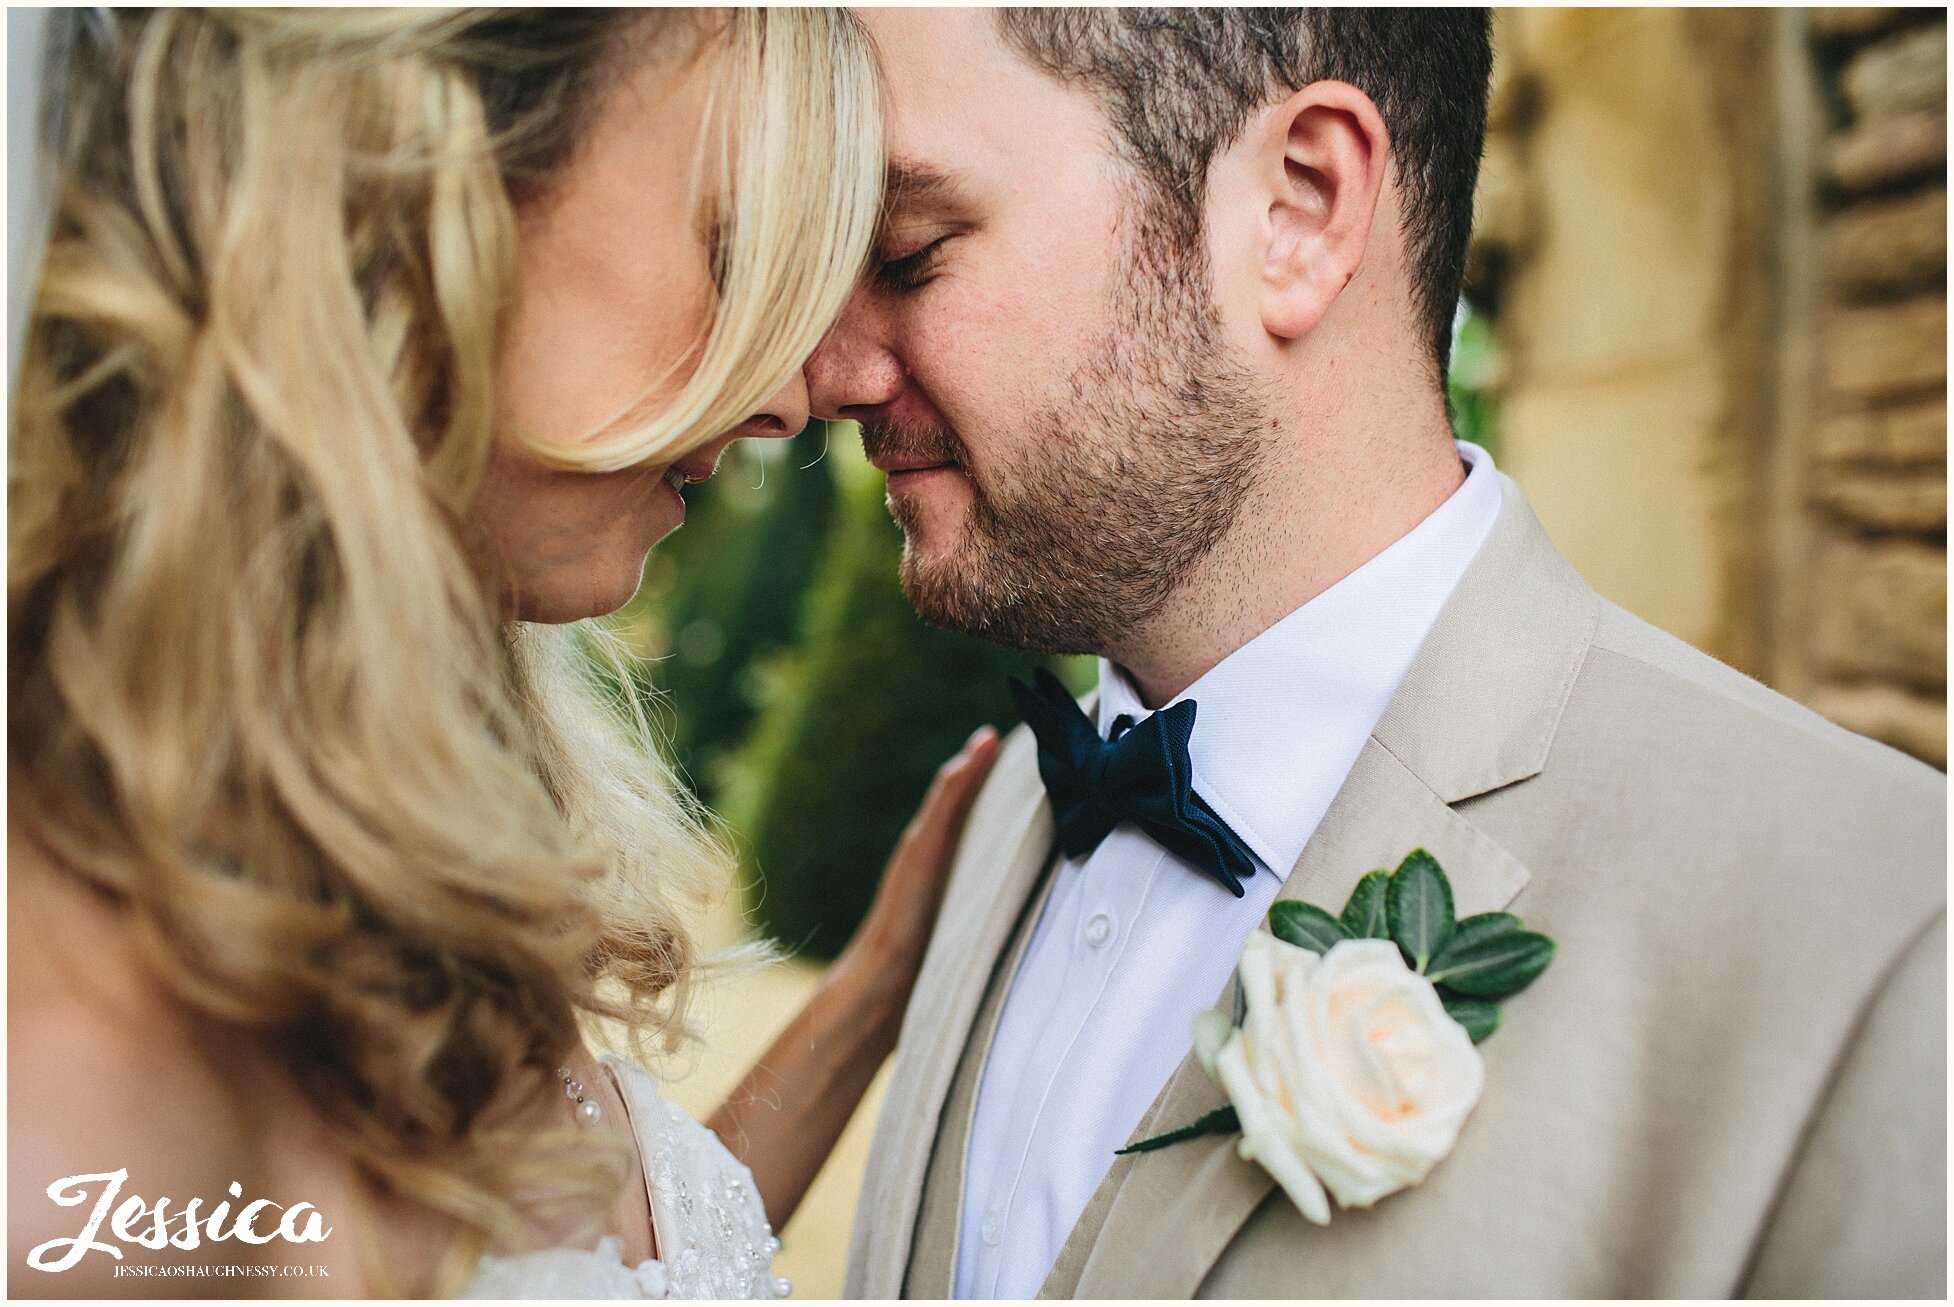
[862,240,1272,655]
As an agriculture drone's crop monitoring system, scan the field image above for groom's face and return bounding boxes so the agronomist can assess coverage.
[806,10,1269,655]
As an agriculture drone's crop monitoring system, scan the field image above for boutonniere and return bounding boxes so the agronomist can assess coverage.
[1117,849,1555,1226]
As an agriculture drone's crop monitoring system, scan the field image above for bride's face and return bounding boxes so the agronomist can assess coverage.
[476,33,806,625]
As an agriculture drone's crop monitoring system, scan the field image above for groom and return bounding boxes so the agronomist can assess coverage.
[808,9,1944,1298]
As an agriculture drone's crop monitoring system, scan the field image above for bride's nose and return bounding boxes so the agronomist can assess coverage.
[737,372,811,440]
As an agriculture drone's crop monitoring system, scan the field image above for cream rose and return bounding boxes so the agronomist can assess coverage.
[1201,932,1484,1224]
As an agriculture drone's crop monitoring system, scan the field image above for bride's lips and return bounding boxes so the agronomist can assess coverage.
[657,455,720,511]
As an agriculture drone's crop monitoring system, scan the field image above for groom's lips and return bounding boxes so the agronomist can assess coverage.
[878,458,961,492]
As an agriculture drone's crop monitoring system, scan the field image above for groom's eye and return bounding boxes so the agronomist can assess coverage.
[874,236,949,292]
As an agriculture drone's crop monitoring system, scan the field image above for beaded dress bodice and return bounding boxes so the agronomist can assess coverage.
[461,1055,787,1300]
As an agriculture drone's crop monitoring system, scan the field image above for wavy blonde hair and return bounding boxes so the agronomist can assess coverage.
[9,6,881,1291]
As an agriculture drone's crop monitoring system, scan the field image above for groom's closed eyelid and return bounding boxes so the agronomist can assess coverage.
[874,245,942,294]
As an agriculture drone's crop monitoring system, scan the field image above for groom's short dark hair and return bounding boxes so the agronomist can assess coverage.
[996,7,1492,381]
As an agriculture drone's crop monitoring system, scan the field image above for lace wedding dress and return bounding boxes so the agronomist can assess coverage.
[462,1055,790,1300]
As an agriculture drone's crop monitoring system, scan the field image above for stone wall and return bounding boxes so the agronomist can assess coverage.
[1801,9,1946,766]
[1471,8,1945,768]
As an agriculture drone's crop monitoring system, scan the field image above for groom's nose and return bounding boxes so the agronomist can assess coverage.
[807,293,903,422]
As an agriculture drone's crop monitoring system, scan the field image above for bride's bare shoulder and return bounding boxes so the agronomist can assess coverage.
[8,819,269,1295]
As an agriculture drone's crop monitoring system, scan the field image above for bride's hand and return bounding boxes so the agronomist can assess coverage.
[837,724,1002,992]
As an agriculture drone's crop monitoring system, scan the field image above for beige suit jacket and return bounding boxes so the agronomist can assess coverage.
[844,476,1946,1298]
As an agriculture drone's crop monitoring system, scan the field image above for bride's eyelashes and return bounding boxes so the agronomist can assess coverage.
[875,234,952,292]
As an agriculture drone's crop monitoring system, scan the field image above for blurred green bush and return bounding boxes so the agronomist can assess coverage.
[653,422,840,792]
[718,449,1064,961]
[1449,296,1500,456]
[601,423,1076,962]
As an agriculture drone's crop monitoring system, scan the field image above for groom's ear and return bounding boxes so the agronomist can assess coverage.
[1251,81,1390,343]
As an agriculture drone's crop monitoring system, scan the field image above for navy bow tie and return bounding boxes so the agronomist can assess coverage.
[1008,667,1257,897]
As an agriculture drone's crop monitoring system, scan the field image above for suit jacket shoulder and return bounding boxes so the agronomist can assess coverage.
[1516,595,1944,949]
[1588,595,1940,805]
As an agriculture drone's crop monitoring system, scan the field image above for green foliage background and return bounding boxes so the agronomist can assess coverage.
[647,422,839,792]
[718,460,1062,959]
[605,424,1076,962]
[1449,297,1500,457]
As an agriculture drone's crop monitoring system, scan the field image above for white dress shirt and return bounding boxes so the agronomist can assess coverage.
[954,441,1504,1299]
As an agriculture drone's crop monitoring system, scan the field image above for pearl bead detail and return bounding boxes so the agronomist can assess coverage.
[557,1064,602,1126]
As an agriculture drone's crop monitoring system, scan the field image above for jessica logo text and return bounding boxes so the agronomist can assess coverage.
[27,1170,332,1273]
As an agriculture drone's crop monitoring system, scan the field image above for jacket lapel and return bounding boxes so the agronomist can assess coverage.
[1065,477,1600,1298]
[847,723,1057,1298]
[906,843,1065,1297]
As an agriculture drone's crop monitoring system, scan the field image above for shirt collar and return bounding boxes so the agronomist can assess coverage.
[1096,440,1504,881]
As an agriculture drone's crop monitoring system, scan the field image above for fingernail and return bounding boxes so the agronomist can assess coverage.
[965,724,995,749]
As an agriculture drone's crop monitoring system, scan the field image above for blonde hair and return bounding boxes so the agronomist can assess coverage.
[10,6,882,1291]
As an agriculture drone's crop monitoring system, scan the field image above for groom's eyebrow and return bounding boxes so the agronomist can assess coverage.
[884,159,965,216]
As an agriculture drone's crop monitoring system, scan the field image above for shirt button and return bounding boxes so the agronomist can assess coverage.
[1084,911,1115,948]
[981,1206,1004,1246]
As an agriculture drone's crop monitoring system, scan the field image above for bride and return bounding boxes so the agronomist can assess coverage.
[9,9,997,1298]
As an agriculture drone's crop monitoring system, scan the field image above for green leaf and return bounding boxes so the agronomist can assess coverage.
[1445,912,1524,951]
[1442,996,1501,1043]
[1268,901,1350,955]
[1427,930,1556,998]
[1339,870,1393,939]
[1387,849,1456,972]
[1115,1104,1241,1155]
